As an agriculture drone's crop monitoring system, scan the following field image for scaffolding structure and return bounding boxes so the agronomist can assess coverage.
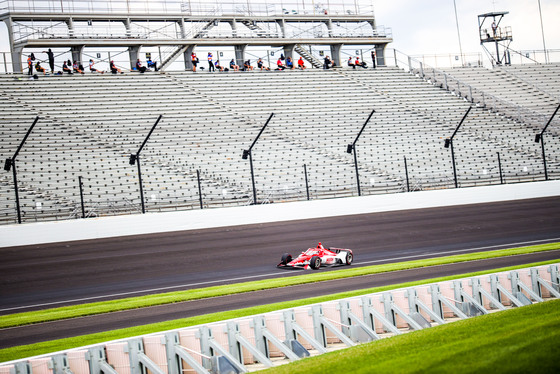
[478,11,513,66]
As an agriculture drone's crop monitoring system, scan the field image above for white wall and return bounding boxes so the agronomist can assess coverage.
[0,180,558,247]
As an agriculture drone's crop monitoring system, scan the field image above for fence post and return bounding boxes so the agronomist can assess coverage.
[303,164,310,200]
[404,156,410,192]
[78,176,85,218]
[197,169,203,209]
[497,152,504,184]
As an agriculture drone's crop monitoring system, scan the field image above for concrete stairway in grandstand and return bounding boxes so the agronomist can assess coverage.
[441,66,560,115]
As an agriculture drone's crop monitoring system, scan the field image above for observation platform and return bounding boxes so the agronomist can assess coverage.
[0,0,392,72]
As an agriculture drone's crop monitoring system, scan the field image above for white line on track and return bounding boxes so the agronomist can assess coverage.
[0,273,290,313]
[355,238,560,266]
[2,237,558,313]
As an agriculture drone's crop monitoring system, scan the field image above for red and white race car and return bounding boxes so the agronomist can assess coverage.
[277,242,353,270]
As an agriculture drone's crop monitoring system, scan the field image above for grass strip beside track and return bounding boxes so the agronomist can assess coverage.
[260,298,560,374]
[1,242,559,330]
[0,259,558,363]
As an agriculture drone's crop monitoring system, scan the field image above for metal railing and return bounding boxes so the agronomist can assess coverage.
[390,49,560,133]
[0,0,376,16]
[2,150,556,225]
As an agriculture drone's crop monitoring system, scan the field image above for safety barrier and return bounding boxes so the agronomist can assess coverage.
[1,264,559,373]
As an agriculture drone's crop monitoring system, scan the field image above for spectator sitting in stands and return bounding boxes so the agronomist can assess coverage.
[257,58,270,71]
[324,55,333,69]
[348,56,355,69]
[147,58,158,71]
[110,60,123,74]
[244,59,254,71]
[35,61,46,74]
[62,61,73,74]
[286,57,294,70]
[73,60,84,74]
[89,59,103,74]
[229,59,239,72]
[215,60,224,72]
[354,57,367,68]
[276,57,286,70]
[297,57,306,70]
[136,59,147,73]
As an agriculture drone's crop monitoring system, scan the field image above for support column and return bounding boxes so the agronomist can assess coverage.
[124,18,132,38]
[183,45,195,70]
[66,17,75,38]
[71,45,84,65]
[283,44,295,61]
[179,18,186,38]
[129,45,140,70]
[375,44,387,66]
[4,18,24,73]
[276,19,286,38]
[12,45,24,74]
[326,19,333,37]
[229,20,238,37]
[234,44,247,67]
[330,44,343,68]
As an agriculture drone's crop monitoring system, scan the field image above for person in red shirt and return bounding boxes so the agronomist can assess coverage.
[355,57,367,68]
[277,58,286,70]
[297,57,306,70]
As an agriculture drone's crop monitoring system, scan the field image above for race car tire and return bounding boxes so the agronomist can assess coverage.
[345,252,353,265]
[281,253,293,265]
[310,256,321,270]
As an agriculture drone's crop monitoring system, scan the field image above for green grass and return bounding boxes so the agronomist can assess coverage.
[260,298,560,374]
[1,242,559,329]
[1,259,558,363]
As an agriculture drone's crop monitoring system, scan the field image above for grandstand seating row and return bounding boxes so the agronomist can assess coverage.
[0,64,559,224]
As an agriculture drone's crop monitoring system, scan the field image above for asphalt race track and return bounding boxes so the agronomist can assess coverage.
[1,196,559,348]
[0,250,559,349]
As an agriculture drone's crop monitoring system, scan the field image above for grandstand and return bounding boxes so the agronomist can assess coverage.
[1,64,559,224]
[1,0,559,225]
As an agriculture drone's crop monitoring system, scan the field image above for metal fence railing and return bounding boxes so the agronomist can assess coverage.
[387,49,560,134]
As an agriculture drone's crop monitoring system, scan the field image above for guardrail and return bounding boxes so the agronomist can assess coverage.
[0,0,375,16]
[1,263,558,373]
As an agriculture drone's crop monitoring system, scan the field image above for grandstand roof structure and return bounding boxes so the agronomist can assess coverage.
[0,0,393,72]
